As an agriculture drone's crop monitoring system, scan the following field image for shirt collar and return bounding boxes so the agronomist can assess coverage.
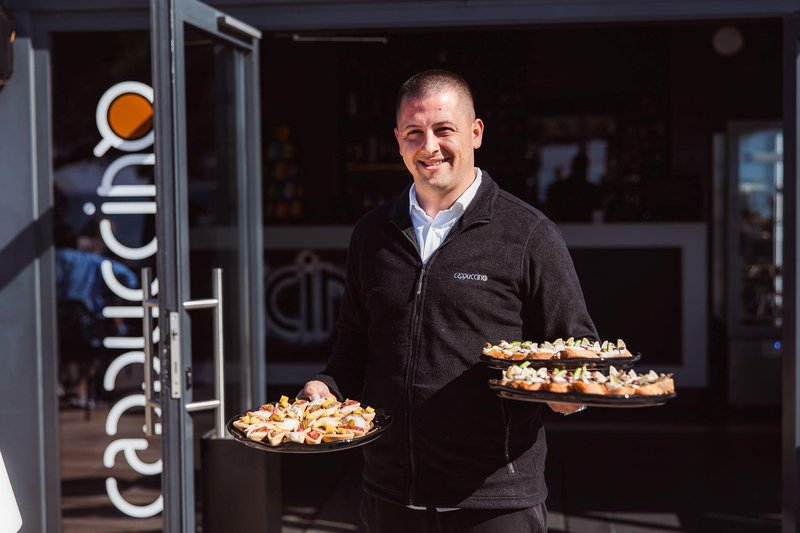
[408,168,484,217]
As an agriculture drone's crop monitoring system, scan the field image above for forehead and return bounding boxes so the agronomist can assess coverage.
[397,90,471,126]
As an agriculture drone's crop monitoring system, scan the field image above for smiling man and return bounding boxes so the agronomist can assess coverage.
[303,70,597,532]
[393,77,483,216]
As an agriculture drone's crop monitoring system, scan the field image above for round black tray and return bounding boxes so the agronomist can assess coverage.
[488,379,675,408]
[479,351,641,371]
[226,410,393,453]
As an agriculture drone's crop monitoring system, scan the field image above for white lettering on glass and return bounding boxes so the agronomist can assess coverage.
[92,81,162,518]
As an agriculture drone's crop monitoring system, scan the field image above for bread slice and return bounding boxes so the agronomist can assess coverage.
[546,382,571,393]
[636,377,675,395]
[572,381,605,395]
[604,349,633,358]
[606,385,636,396]
[562,347,600,359]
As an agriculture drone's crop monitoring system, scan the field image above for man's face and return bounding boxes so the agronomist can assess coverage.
[394,89,484,196]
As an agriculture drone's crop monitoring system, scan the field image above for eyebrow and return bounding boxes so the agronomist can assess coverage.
[401,121,457,131]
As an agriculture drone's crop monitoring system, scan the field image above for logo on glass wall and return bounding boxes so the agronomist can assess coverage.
[93,81,154,157]
[90,81,162,518]
[266,251,345,344]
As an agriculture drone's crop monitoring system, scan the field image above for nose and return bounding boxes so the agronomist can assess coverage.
[423,129,439,154]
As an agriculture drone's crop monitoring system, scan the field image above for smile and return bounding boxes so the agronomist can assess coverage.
[419,158,449,167]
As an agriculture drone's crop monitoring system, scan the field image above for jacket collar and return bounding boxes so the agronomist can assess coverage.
[389,170,498,232]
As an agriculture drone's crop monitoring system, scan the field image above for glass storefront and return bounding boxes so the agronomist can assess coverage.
[48,18,782,529]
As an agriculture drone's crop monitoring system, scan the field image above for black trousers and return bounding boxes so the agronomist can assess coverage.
[360,493,548,533]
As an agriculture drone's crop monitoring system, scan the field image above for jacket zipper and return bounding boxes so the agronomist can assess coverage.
[406,265,425,504]
[395,226,423,504]
[394,218,489,505]
[501,399,517,475]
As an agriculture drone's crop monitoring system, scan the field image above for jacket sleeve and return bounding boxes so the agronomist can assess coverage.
[310,229,369,401]
[521,218,599,341]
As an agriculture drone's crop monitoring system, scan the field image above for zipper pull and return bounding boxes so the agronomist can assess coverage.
[416,268,426,295]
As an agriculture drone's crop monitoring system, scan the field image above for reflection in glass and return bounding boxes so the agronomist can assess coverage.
[736,128,783,326]
[51,31,162,530]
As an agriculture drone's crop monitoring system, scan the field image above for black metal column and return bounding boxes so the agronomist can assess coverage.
[783,13,800,533]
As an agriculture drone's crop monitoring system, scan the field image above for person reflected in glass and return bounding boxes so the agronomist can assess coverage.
[55,216,137,411]
[546,149,603,222]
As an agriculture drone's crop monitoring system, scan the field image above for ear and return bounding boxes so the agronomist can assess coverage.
[472,118,484,149]
[394,127,402,151]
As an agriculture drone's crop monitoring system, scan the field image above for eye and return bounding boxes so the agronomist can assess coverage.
[436,127,454,135]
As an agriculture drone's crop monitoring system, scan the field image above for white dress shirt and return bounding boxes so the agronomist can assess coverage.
[409,168,483,264]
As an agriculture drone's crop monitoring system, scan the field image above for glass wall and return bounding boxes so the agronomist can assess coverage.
[52,31,162,531]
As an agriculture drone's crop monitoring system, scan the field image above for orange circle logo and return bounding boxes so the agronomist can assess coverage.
[108,93,153,141]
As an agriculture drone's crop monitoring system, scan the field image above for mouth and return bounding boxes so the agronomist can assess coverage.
[418,157,450,170]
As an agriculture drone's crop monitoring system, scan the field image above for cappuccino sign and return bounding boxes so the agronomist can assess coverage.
[91,81,163,518]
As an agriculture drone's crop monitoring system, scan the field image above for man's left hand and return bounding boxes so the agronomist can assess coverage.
[547,402,586,415]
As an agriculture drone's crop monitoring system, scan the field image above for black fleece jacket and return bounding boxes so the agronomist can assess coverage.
[313,172,597,509]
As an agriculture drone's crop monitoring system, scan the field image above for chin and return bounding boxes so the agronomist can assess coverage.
[418,176,452,191]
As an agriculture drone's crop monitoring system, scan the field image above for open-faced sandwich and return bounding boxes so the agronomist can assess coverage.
[233,395,377,446]
[500,363,674,396]
[483,337,633,361]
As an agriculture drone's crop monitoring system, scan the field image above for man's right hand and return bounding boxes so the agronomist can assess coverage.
[301,380,333,401]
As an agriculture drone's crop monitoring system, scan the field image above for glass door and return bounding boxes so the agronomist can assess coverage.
[727,121,783,336]
[149,0,263,530]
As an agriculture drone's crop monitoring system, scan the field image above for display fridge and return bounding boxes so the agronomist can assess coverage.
[724,121,783,406]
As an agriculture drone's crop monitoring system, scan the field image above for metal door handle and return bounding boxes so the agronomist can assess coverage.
[141,267,160,438]
[182,268,227,439]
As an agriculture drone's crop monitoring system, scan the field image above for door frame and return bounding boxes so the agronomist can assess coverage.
[150,0,263,529]
[783,12,800,533]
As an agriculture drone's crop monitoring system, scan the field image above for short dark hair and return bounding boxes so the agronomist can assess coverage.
[396,69,475,118]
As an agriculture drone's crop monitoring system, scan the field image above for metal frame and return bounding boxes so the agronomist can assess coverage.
[30,17,63,533]
[151,0,261,529]
[21,0,800,30]
[150,2,184,530]
[783,13,800,533]
[0,10,62,533]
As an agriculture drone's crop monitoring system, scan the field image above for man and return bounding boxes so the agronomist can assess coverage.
[303,70,597,532]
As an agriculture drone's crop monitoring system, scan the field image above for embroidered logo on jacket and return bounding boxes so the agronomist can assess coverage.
[454,272,488,282]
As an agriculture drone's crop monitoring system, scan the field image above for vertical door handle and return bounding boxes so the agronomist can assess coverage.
[183,268,227,439]
[140,268,161,438]
[211,268,226,438]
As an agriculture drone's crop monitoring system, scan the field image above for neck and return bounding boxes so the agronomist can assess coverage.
[415,169,477,218]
